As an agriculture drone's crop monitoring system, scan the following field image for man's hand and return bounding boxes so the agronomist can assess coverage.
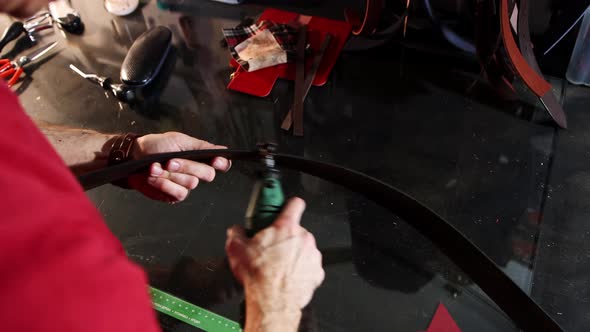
[128,132,231,203]
[225,198,325,332]
[36,122,230,203]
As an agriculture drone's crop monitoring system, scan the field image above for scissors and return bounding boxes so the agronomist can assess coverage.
[0,41,58,87]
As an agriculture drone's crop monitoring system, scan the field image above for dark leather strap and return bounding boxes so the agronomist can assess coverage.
[77,149,564,331]
[500,0,567,128]
[344,0,385,36]
[108,133,141,166]
[475,0,517,100]
[517,0,541,75]
[281,34,332,131]
[293,26,307,137]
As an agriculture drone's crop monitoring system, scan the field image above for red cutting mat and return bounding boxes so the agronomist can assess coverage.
[227,8,352,97]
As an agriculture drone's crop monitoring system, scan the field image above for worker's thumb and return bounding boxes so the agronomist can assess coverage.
[273,197,306,228]
[225,225,249,282]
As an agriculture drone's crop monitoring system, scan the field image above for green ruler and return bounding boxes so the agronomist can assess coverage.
[149,287,242,332]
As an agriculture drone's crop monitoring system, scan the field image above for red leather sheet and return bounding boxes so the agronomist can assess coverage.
[227,8,352,97]
[421,303,462,332]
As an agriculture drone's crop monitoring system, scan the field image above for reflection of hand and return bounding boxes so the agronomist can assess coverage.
[225,198,325,332]
[128,132,231,203]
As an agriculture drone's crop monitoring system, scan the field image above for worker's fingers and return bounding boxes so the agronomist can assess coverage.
[162,133,232,172]
[165,159,216,183]
[273,197,306,229]
[175,135,225,151]
[251,198,307,247]
[147,176,189,202]
[227,225,248,242]
[167,173,200,190]
[211,156,232,173]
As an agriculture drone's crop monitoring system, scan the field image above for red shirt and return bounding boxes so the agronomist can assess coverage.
[0,83,160,331]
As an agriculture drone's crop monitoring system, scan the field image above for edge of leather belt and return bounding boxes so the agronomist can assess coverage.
[500,0,567,128]
[344,0,385,36]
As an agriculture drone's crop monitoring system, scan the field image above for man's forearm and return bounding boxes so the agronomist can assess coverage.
[36,121,117,174]
[245,301,301,332]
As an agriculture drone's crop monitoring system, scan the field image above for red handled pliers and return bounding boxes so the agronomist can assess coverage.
[0,41,58,88]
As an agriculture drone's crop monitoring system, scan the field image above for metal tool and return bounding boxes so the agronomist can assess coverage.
[49,0,84,34]
[244,144,285,237]
[69,27,171,104]
[24,12,53,38]
[69,64,136,103]
[0,22,26,54]
[0,17,53,54]
[0,41,58,87]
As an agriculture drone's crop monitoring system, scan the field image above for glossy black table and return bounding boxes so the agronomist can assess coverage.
[2,1,588,331]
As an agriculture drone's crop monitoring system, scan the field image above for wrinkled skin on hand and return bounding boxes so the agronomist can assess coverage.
[226,198,325,322]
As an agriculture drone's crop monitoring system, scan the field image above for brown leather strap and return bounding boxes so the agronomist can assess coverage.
[517,0,541,75]
[500,0,567,128]
[500,0,551,97]
[293,26,307,137]
[474,0,517,100]
[281,34,333,131]
[344,0,385,36]
[108,133,141,166]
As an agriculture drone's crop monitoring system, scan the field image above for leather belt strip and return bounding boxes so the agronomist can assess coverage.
[281,34,332,132]
[78,149,564,331]
[500,0,567,128]
[475,0,517,100]
[293,25,307,136]
[78,150,259,190]
[516,0,541,75]
[344,0,385,36]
